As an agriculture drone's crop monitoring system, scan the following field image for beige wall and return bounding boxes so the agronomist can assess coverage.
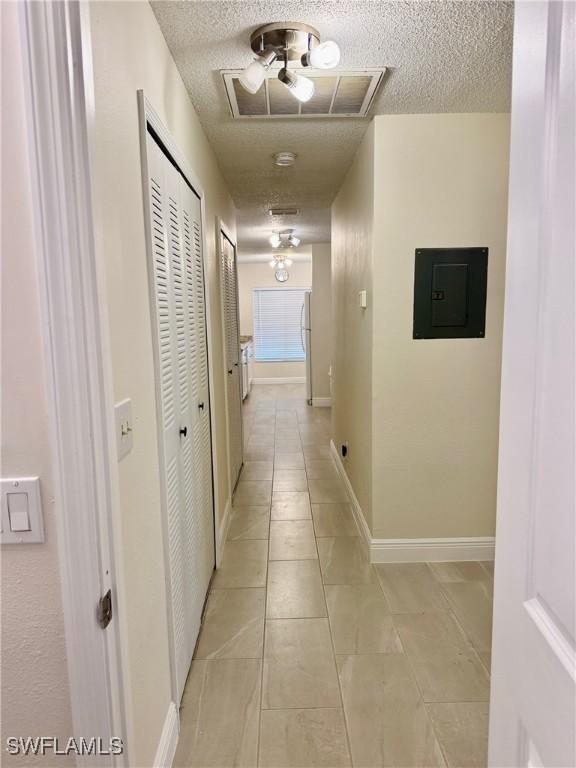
[331,124,375,529]
[89,2,235,764]
[310,244,332,400]
[237,260,312,380]
[371,114,510,539]
[1,4,74,763]
[331,115,509,541]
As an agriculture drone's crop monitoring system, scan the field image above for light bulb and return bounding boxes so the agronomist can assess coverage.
[239,49,277,94]
[284,258,293,267]
[288,235,301,247]
[269,233,281,248]
[278,68,315,103]
[269,259,277,268]
[302,40,341,69]
[276,260,286,269]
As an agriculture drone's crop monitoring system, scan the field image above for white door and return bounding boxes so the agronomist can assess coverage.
[221,233,243,488]
[145,132,215,703]
[488,2,575,766]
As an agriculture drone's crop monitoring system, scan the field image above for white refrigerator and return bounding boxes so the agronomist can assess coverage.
[302,291,312,405]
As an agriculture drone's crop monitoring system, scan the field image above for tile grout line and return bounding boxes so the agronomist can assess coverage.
[304,436,355,767]
[250,399,274,768]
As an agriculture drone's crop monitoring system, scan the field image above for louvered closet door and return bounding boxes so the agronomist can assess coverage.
[146,133,214,704]
[221,236,243,488]
[179,176,215,621]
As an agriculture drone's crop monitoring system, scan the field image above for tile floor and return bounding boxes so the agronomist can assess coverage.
[175,384,493,768]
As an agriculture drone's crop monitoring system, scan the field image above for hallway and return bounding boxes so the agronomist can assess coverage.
[174,384,493,768]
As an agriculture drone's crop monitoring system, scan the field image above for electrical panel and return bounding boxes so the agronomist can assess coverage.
[413,247,488,339]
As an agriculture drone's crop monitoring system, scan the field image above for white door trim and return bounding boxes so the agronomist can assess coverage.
[153,702,179,768]
[19,0,127,759]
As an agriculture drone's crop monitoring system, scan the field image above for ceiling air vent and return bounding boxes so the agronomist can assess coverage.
[222,68,385,119]
[269,207,300,216]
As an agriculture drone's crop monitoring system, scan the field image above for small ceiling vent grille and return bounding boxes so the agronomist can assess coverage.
[269,207,300,216]
[222,68,385,119]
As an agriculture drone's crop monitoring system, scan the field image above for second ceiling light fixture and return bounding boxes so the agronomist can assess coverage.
[270,230,300,249]
[239,22,341,103]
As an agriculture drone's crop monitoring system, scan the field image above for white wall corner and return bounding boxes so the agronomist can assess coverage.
[312,397,332,407]
[252,377,306,385]
[216,496,233,568]
[153,701,179,768]
[329,440,371,553]
[370,537,496,563]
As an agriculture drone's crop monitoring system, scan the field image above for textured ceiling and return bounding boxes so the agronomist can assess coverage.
[151,1,513,257]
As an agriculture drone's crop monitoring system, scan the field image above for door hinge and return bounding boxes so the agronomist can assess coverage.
[97,589,113,629]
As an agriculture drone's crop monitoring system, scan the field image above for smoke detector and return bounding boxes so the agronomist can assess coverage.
[273,151,297,167]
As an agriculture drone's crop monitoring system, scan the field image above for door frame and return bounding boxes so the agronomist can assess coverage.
[18,0,127,760]
[218,222,244,522]
[137,91,221,705]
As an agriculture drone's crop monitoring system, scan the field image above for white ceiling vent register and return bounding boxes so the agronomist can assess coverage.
[222,69,386,119]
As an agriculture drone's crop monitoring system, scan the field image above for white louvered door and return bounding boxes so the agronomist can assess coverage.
[146,133,215,704]
[180,176,215,615]
[221,235,243,489]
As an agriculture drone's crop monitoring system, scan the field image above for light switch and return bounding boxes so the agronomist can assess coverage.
[1,477,44,544]
[115,398,133,461]
[8,493,31,532]
[359,290,367,309]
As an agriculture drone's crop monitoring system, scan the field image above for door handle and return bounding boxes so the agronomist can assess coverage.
[228,369,233,374]
[198,402,205,411]
[179,426,188,437]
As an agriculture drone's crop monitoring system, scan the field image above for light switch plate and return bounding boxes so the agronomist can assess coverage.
[115,398,133,461]
[1,477,44,544]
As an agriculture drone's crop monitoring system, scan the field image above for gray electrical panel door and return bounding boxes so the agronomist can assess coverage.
[413,247,488,339]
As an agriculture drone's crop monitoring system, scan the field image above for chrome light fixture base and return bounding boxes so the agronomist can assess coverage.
[249,22,320,61]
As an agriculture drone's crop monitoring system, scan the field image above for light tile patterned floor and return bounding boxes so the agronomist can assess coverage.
[175,384,493,768]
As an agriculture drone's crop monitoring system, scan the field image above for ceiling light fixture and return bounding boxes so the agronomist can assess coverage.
[270,230,301,249]
[273,151,297,167]
[278,68,315,103]
[301,40,341,69]
[268,250,294,269]
[239,22,341,103]
[239,48,277,94]
[269,233,281,248]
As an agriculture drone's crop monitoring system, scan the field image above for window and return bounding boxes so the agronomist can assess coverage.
[252,287,309,362]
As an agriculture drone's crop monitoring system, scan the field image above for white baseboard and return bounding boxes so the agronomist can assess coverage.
[329,441,371,553]
[154,701,179,768]
[329,441,495,564]
[312,397,332,407]
[216,497,232,568]
[252,377,305,384]
[370,537,496,563]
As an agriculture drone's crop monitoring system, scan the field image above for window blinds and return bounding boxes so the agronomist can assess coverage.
[252,287,309,362]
